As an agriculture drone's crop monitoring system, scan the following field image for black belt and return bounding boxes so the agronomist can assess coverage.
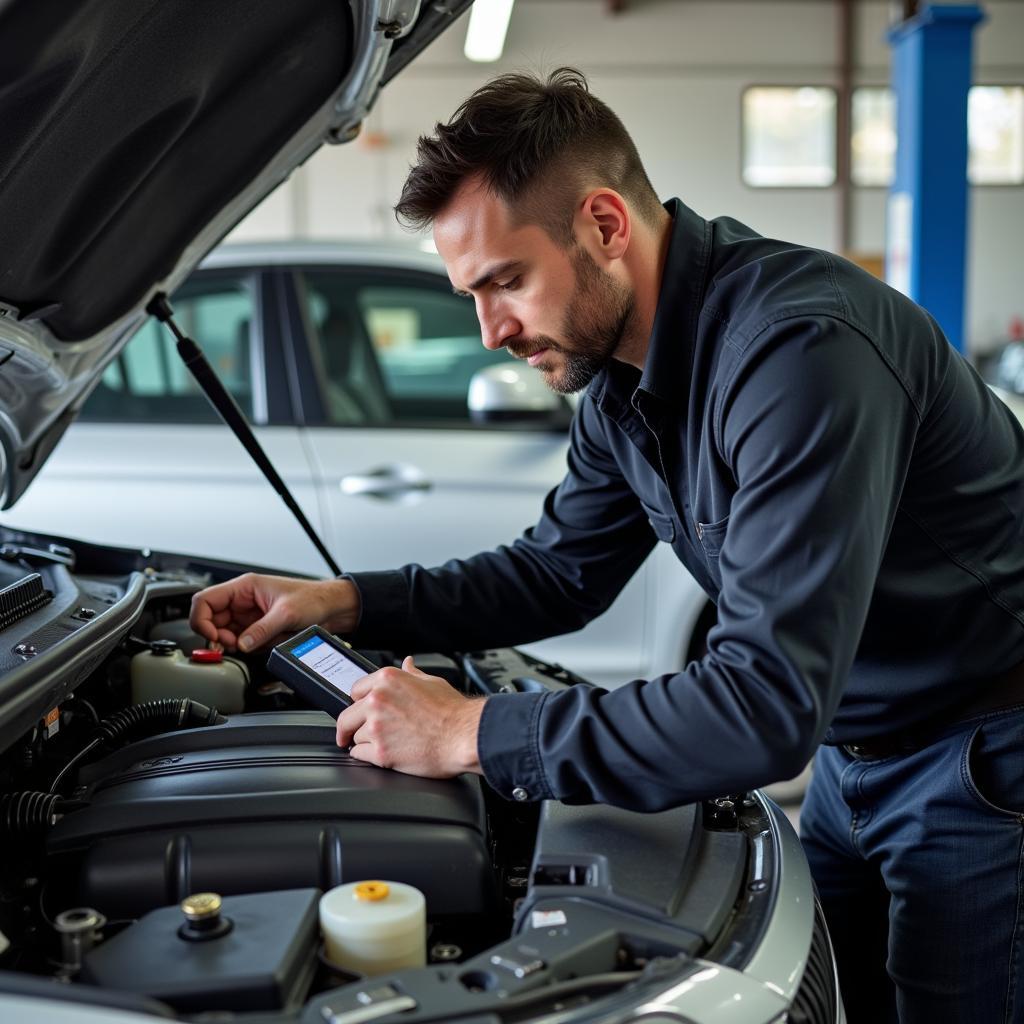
[842,658,1024,760]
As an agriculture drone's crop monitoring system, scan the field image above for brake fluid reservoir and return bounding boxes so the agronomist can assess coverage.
[130,642,248,713]
[319,880,426,976]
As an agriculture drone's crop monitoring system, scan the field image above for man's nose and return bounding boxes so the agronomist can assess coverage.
[477,303,521,351]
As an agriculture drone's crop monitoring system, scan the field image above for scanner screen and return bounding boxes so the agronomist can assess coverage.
[293,635,367,697]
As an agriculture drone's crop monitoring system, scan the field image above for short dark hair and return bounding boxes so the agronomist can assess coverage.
[395,67,662,244]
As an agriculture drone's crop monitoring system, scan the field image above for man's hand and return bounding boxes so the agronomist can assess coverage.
[190,573,361,652]
[337,657,485,779]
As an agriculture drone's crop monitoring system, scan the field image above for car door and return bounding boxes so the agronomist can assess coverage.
[0,270,325,573]
[288,263,653,687]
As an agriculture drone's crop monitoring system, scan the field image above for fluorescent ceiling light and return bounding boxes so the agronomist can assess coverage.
[464,0,514,62]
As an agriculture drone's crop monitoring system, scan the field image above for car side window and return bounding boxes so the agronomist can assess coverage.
[299,269,515,425]
[79,275,256,423]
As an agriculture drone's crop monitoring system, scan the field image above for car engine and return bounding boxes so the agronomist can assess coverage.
[0,559,542,1007]
[0,536,830,1023]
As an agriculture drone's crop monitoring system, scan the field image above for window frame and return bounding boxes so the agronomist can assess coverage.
[740,83,840,190]
[967,82,1024,188]
[284,263,572,433]
[849,83,896,190]
[78,268,278,426]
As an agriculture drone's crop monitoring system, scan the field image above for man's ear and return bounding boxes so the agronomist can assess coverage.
[575,189,630,263]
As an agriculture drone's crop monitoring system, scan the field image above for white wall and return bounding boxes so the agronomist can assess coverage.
[229,0,1024,353]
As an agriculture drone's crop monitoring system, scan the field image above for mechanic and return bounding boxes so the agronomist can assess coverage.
[191,69,1024,1022]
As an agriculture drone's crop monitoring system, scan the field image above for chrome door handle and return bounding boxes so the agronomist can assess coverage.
[339,465,433,500]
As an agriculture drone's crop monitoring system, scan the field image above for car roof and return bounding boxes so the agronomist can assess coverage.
[200,239,448,276]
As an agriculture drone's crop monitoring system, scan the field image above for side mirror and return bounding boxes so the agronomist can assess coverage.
[467,364,570,426]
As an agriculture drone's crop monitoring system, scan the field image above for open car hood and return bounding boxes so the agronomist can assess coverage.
[0,0,471,509]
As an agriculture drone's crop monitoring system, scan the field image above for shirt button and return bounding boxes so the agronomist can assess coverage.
[512,786,529,802]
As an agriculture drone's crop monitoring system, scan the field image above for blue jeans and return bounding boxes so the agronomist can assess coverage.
[800,705,1024,1023]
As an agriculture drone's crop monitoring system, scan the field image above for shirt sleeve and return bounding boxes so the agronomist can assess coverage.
[346,394,658,655]
[479,315,922,809]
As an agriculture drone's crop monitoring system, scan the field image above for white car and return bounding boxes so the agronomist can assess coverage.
[2,240,713,690]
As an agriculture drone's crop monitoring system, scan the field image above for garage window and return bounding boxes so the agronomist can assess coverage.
[741,86,838,187]
[969,86,1024,185]
[851,87,897,187]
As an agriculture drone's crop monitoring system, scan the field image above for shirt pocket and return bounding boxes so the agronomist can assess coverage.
[696,514,730,585]
[641,503,676,543]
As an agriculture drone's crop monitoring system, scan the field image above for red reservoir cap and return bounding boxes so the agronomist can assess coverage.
[190,649,224,664]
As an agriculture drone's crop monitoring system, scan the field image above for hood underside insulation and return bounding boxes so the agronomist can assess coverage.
[0,0,352,340]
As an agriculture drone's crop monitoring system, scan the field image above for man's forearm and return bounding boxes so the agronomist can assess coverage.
[346,535,650,655]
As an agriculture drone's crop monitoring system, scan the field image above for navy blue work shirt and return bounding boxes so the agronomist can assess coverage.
[349,199,1024,811]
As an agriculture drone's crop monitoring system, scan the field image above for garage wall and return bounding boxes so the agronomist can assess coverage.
[229,0,1024,354]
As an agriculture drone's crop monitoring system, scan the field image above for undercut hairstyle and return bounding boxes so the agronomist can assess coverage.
[395,67,663,245]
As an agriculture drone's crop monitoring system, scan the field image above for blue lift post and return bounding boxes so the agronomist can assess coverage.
[886,3,985,353]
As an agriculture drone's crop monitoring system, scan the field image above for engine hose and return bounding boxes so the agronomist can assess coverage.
[93,698,225,747]
[0,791,64,836]
[47,699,227,797]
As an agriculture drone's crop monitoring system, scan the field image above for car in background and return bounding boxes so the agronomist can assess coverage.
[1,241,714,690]
[991,383,1024,420]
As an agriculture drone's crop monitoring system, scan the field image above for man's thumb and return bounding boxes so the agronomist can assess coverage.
[238,611,284,652]
[402,655,430,678]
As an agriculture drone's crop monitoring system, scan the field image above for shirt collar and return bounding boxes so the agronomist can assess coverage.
[591,198,711,415]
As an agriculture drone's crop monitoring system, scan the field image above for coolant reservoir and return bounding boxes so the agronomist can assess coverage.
[319,880,426,976]
[130,642,248,713]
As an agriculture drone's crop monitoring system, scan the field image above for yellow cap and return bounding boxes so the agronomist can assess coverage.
[354,881,390,902]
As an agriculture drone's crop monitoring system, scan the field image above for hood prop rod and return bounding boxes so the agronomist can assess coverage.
[147,293,342,577]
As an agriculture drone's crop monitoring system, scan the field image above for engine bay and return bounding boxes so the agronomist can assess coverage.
[0,534,783,1023]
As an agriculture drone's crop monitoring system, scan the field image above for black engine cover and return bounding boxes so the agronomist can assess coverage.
[47,713,495,921]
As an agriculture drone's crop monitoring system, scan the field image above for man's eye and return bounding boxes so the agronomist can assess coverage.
[497,276,521,291]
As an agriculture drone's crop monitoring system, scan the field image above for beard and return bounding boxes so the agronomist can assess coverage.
[505,246,635,394]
